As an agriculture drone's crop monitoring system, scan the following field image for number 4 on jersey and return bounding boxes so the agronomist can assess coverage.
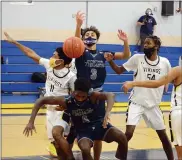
[147,74,155,80]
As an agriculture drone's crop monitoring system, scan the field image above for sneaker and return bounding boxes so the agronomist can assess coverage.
[47,142,57,157]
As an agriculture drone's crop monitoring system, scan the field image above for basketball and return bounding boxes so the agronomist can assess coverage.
[63,36,85,58]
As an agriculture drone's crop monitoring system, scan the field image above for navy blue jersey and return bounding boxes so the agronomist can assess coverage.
[75,49,115,89]
[65,94,105,130]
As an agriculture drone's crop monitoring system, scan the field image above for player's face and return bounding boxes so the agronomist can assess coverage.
[49,51,63,68]
[73,91,88,102]
[144,38,155,49]
[84,31,97,40]
[51,51,59,59]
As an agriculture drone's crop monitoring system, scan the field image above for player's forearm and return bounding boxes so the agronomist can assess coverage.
[122,40,131,59]
[137,22,144,26]
[13,41,40,62]
[132,80,164,88]
[108,60,123,74]
[105,92,115,113]
[29,99,43,123]
[75,24,81,38]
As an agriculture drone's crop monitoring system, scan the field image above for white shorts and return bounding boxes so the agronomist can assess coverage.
[46,110,70,141]
[170,109,182,146]
[126,101,165,130]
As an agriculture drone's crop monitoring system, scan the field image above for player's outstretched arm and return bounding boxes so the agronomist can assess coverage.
[114,30,131,60]
[122,66,181,94]
[75,11,85,38]
[105,53,126,74]
[23,96,66,137]
[4,32,41,63]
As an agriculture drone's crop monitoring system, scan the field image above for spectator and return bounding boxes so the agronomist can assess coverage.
[137,8,157,52]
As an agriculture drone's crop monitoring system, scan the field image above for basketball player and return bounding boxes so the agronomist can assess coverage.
[122,56,182,160]
[23,78,128,160]
[105,35,174,160]
[4,32,76,158]
[72,11,131,160]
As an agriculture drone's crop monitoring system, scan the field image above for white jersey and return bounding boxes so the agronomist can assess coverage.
[39,58,76,97]
[69,58,77,75]
[171,83,182,111]
[123,54,171,108]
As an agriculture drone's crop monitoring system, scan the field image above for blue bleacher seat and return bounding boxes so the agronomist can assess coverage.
[1,40,181,104]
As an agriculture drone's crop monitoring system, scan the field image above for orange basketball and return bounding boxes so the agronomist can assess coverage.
[63,36,85,58]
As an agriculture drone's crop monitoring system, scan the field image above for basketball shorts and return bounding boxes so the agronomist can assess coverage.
[46,109,70,141]
[77,122,113,146]
[126,101,165,130]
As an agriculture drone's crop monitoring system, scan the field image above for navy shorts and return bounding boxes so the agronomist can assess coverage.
[77,122,113,144]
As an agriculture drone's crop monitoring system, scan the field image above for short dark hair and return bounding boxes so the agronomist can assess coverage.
[147,35,161,51]
[81,26,100,39]
[55,47,72,65]
[74,78,91,93]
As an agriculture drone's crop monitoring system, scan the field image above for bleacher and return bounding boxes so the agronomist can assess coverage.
[1,40,181,109]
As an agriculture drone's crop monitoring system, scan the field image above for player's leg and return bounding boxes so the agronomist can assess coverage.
[102,124,128,160]
[93,140,102,160]
[46,110,57,157]
[66,125,77,149]
[144,106,174,160]
[125,102,143,141]
[52,125,75,160]
[77,130,94,160]
[171,110,182,159]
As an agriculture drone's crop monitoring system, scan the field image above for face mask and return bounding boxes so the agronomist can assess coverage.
[83,37,97,47]
[49,58,62,68]
[143,47,155,59]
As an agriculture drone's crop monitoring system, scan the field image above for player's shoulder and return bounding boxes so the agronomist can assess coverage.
[159,56,170,63]
[131,53,145,59]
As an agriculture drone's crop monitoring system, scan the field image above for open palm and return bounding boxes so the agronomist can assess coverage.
[117,30,128,42]
[76,11,85,27]
[4,32,14,43]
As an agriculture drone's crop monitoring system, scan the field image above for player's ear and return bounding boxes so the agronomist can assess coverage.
[56,59,64,65]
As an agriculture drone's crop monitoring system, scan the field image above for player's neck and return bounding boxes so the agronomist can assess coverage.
[86,45,96,50]
[53,65,64,70]
[149,53,158,61]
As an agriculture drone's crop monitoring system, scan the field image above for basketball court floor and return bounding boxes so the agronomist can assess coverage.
[2,108,178,160]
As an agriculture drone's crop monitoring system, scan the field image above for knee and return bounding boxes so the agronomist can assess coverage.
[125,131,134,141]
[52,126,64,140]
[81,147,91,155]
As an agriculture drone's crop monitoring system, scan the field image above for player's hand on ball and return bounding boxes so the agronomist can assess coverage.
[103,112,110,128]
[104,52,114,62]
[117,30,128,42]
[4,32,15,43]
[23,122,36,137]
[76,11,85,27]
[122,81,133,94]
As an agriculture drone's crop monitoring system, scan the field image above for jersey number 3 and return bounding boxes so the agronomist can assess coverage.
[147,74,155,80]
[90,68,97,80]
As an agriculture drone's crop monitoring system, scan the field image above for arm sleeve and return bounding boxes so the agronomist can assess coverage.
[39,58,50,69]
[152,17,157,25]
[122,54,140,72]
[68,75,77,91]
[138,16,144,22]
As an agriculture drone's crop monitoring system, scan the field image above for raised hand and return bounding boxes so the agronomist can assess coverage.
[4,32,15,43]
[104,52,114,62]
[76,11,85,27]
[117,30,128,42]
[23,122,36,137]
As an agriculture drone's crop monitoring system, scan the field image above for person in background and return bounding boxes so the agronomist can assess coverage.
[137,8,157,52]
